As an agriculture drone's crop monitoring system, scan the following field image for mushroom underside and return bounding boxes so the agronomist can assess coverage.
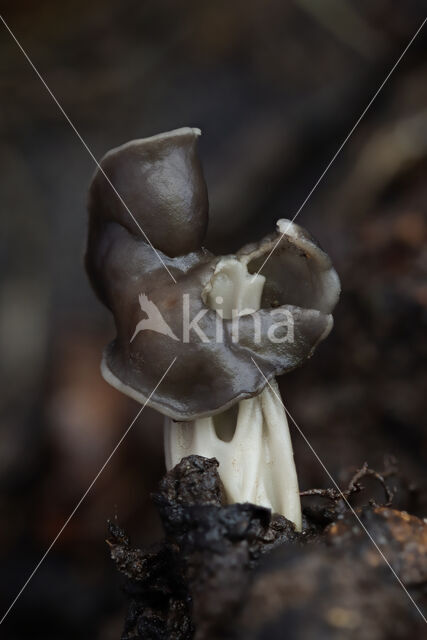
[101,218,338,422]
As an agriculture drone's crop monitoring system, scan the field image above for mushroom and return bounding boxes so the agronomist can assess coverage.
[86,127,340,531]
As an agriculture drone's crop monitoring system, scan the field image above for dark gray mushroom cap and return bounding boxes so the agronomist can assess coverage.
[86,128,340,421]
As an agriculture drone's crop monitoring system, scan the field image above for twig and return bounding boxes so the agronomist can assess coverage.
[300,459,396,507]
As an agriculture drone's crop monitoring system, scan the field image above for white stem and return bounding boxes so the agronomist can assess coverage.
[164,257,302,530]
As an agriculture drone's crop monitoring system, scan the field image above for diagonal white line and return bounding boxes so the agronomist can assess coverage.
[251,357,427,624]
[0,14,177,284]
[253,16,427,280]
[0,357,177,626]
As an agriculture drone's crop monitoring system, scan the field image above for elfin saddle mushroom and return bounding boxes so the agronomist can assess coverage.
[86,127,340,530]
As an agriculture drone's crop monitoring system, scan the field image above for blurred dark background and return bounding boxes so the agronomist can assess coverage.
[0,1,426,638]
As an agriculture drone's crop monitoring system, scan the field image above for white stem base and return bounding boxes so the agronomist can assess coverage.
[164,379,302,531]
[164,253,302,531]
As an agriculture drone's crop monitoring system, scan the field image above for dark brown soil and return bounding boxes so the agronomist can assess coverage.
[108,455,427,639]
